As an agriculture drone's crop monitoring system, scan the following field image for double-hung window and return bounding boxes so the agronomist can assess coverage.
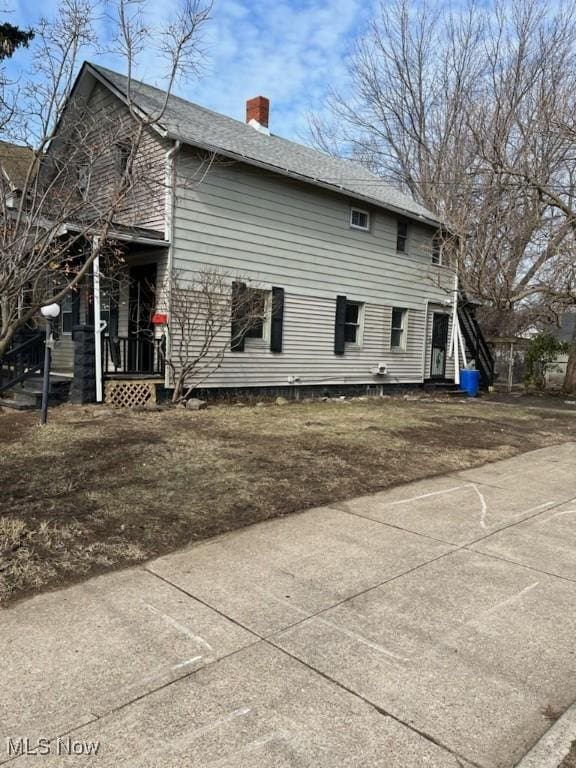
[232,283,285,353]
[244,288,269,340]
[334,296,365,354]
[396,220,408,252]
[344,301,362,344]
[60,293,74,334]
[391,307,407,350]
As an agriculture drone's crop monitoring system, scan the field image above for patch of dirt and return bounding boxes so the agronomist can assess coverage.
[1,397,575,607]
[0,407,36,444]
[491,391,576,412]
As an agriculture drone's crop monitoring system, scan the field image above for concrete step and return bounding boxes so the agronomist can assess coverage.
[6,375,71,393]
[0,377,71,409]
[0,396,36,410]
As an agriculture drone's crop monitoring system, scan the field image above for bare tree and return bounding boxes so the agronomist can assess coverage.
[165,269,269,403]
[0,0,211,356]
[311,0,576,338]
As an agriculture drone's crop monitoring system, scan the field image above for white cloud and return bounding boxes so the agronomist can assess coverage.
[173,0,368,139]
[5,0,371,141]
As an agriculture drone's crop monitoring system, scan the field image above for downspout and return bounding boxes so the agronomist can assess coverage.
[421,299,430,382]
[92,236,103,402]
[164,140,182,390]
[452,269,460,386]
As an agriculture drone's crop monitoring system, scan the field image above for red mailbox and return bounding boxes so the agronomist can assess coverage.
[151,312,168,325]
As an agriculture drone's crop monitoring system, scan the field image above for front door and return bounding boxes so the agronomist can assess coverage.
[128,263,157,373]
[430,313,449,379]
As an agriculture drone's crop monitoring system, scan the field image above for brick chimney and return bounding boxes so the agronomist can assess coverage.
[246,96,270,134]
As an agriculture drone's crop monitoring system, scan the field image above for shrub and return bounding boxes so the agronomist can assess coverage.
[524,333,569,390]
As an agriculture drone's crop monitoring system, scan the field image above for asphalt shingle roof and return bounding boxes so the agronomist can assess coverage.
[89,64,441,227]
[0,140,35,190]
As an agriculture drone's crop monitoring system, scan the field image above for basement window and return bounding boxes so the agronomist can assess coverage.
[350,207,370,231]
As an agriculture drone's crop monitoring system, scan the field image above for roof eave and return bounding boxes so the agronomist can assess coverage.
[63,220,169,247]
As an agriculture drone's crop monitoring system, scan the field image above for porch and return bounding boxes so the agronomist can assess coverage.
[50,233,169,389]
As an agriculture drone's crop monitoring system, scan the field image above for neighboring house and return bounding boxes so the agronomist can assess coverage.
[544,311,575,389]
[0,139,35,208]
[2,62,493,405]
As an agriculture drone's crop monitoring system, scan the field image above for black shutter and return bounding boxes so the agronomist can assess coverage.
[334,295,347,355]
[231,280,247,352]
[270,286,284,353]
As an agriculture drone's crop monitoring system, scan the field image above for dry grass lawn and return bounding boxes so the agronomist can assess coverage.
[1,393,575,607]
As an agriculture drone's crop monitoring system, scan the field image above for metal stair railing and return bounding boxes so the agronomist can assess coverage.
[0,330,45,394]
[457,299,495,388]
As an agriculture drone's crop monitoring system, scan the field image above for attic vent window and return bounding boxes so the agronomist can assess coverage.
[77,163,90,200]
[350,207,370,231]
[432,234,443,265]
[116,141,132,175]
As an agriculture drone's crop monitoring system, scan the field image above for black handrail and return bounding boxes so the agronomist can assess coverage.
[0,330,45,393]
[458,298,494,388]
[102,335,165,376]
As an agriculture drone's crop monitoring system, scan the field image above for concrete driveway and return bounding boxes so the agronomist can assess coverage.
[2,444,576,768]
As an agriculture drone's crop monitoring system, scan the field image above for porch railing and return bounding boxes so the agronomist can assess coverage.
[0,330,45,393]
[102,335,165,377]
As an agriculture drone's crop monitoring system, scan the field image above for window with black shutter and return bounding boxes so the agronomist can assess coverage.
[231,284,276,351]
[344,301,362,343]
[335,296,364,353]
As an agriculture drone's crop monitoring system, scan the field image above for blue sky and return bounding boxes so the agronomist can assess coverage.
[6,0,373,142]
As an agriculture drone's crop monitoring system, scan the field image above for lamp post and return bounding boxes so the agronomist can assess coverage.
[40,303,60,425]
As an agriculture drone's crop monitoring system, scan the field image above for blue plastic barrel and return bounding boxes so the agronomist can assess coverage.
[460,369,481,397]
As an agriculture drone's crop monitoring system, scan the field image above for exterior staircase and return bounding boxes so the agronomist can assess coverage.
[0,374,71,410]
[0,329,70,410]
[457,296,495,390]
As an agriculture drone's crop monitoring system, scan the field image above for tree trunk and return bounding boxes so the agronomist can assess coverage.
[562,321,576,393]
[172,372,185,404]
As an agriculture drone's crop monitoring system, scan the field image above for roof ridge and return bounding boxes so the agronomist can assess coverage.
[86,61,440,225]
[89,62,384,181]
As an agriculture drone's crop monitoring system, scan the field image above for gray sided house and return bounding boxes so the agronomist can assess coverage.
[3,62,492,407]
